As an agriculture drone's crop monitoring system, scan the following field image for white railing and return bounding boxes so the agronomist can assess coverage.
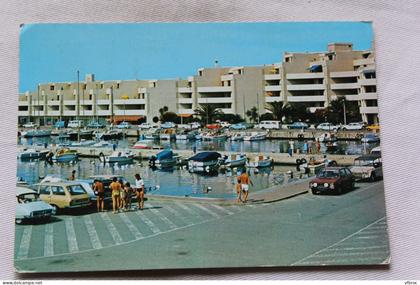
[265,85,281,92]
[287,95,325,102]
[359,106,379,114]
[197,86,232,93]
[330,83,359,90]
[286,73,324,80]
[197,97,232,103]
[287,84,325,91]
[330,71,359,78]
[264,74,281,80]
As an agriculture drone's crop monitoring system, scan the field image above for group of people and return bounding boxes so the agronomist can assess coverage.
[235,169,253,203]
[288,139,322,157]
[92,173,145,214]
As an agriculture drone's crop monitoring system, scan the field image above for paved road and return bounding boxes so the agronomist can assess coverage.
[14,181,389,272]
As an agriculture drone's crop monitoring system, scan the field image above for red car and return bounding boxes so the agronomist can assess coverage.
[309,167,355,195]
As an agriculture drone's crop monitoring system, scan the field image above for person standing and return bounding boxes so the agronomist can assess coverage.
[235,176,242,203]
[134,174,145,210]
[68,170,76,181]
[239,169,253,203]
[110,177,121,214]
[192,144,197,154]
[316,139,321,154]
[93,179,105,212]
[303,140,308,154]
[124,182,133,211]
[119,179,126,211]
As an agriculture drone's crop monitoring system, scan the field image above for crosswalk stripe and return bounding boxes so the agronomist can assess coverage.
[174,202,196,215]
[119,213,143,239]
[191,203,220,218]
[228,205,242,211]
[207,204,234,215]
[83,215,102,250]
[100,213,123,245]
[324,245,388,251]
[164,205,191,224]
[135,211,161,234]
[147,204,177,229]
[65,218,79,253]
[17,226,32,260]
[44,224,54,257]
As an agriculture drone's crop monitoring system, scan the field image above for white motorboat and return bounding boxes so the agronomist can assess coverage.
[149,149,178,168]
[246,155,273,168]
[132,140,153,149]
[22,129,52,138]
[220,153,247,167]
[188,151,222,173]
[17,148,49,160]
[243,131,267,141]
[230,132,245,141]
[202,132,227,141]
[99,150,134,164]
[92,141,113,148]
[70,140,96,147]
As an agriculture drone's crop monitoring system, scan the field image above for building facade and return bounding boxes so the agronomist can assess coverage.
[18,43,378,125]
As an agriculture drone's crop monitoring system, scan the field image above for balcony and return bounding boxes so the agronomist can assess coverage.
[359,78,377,86]
[287,96,325,102]
[18,101,29,106]
[197,86,232,93]
[265,96,283,103]
[97,99,111,105]
[220,108,234,114]
[178,98,193,104]
[178,108,195,115]
[63,100,76,105]
[97,110,111,116]
[178,87,193,93]
[114,110,146,116]
[265,85,281,92]
[32,100,43,106]
[264,74,281,80]
[80,100,93,105]
[47,101,60,106]
[360,106,379,114]
[62,110,77,116]
[18,111,29,116]
[359,92,378,100]
[114,99,146,105]
[139,87,147,94]
[80,111,94,116]
[287,84,325,91]
[329,71,359,78]
[221,74,234,81]
[197,97,232,104]
[330,83,359,90]
[353,58,375,66]
[286,73,324,80]
[47,111,61,116]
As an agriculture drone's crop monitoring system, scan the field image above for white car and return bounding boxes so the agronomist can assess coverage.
[22,122,38,128]
[257,120,281,130]
[68,120,84,128]
[138,123,152,129]
[218,121,231,128]
[117,121,131,129]
[317,123,339,131]
[16,187,55,224]
[341,122,365,131]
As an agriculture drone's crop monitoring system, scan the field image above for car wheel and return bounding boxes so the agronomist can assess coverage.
[15,218,23,225]
[311,189,317,195]
[370,173,376,182]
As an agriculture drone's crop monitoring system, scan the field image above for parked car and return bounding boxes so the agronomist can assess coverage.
[138,122,152,129]
[87,121,105,128]
[54,121,66,128]
[361,133,380,143]
[288,122,309,129]
[309,167,354,195]
[16,187,56,224]
[68,120,84,128]
[230,122,254,130]
[256,120,281,130]
[35,181,91,211]
[22,122,38,128]
[350,154,383,181]
[316,122,339,131]
[341,122,365,131]
[189,122,202,129]
[117,121,131,129]
[366,124,380,131]
[161,122,177,129]
[216,121,231,128]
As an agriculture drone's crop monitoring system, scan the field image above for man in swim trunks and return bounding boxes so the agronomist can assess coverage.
[239,169,253,203]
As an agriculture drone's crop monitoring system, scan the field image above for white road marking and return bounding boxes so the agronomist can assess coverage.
[17,226,32,260]
[43,224,54,257]
[174,202,196,215]
[323,245,388,252]
[65,218,79,253]
[135,211,161,234]
[207,204,234,215]
[191,203,220,218]
[164,205,191,225]
[315,250,388,258]
[100,213,123,245]
[83,216,102,250]
[291,217,387,265]
[119,213,143,239]
[147,203,177,229]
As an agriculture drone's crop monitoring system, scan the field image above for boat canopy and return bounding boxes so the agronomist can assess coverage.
[188,151,221,162]
[156,149,173,160]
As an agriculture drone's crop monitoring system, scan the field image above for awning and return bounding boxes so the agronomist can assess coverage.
[309,65,322,72]
[178,114,192,118]
[110,115,144,123]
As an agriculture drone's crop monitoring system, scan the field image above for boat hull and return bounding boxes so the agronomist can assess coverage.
[52,153,78,163]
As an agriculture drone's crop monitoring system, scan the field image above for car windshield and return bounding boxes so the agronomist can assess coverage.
[355,159,374,166]
[18,193,40,203]
[67,185,86,195]
[317,170,340,178]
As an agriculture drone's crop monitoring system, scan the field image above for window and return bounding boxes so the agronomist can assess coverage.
[51,186,66,196]
[39,186,50,195]
[89,94,92,100]
[50,85,54,91]
[198,70,203,76]
[67,185,86,195]
[116,83,120,89]
[339,169,347,177]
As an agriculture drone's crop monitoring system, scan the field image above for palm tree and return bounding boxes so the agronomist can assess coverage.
[265,101,288,122]
[194,104,223,125]
[158,106,169,121]
[246,106,259,123]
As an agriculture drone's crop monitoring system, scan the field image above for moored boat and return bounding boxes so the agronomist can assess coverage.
[243,131,267,141]
[22,129,52,138]
[99,150,134,164]
[132,140,153,149]
[70,140,96,147]
[100,129,123,140]
[220,153,247,167]
[51,148,79,163]
[160,129,176,141]
[230,132,245,141]
[246,155,273,168]
[17,148,49,160]
[149,149,177,168]
[188,151,222,173]
[202,132,227,141]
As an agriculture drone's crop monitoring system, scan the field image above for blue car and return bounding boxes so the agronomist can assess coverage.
[230,122,253,130]
[55,121,66,128]
[288,122,309,129]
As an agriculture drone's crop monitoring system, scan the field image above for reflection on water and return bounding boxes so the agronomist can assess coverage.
[17,158,297,199]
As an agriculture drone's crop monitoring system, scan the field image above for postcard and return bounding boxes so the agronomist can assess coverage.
[15,22,389,272]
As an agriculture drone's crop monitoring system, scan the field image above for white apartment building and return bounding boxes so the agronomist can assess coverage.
[18,43,378,125]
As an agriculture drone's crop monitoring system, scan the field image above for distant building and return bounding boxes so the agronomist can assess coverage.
[18,43,378,125]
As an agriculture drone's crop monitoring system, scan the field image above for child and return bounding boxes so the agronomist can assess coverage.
[236,177,242,203]
[124,182,133,211]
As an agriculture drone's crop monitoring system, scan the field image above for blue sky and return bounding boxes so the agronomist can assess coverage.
[20,22,373,92]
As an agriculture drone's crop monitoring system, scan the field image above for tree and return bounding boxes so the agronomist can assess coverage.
[194,104,223,125]
[246,106,259,123]
[286,103,310,123]
[265,101,288,122]
[259,112,275,121]
[217,113,243,124]
[324,97,361,125]
[162,111,178,123]
[158,106,169,121]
